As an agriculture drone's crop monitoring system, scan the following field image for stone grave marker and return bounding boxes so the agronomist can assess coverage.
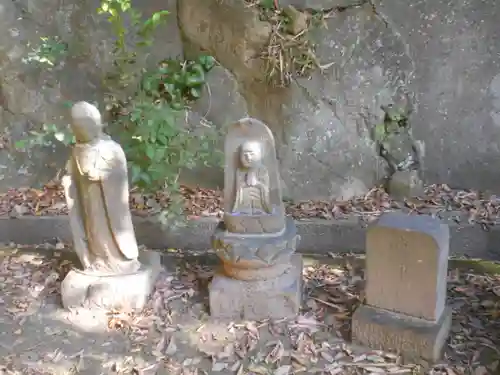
[352,212,451,362]
[209,117,302,320]
[60,102,161,317]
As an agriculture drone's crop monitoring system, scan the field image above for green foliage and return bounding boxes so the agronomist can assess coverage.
[257,0,276,10]
[112,56,220,196]
[15,123,74,150]
[373,105,409,144]
[16,0,221,225]
[372,105,418,174]
[22,36,68,67]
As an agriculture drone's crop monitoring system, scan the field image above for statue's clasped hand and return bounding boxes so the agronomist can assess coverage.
[85,170,102,182]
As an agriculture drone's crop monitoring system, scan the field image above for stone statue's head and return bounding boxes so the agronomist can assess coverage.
[70,101,103,143]
[239,140,263,169]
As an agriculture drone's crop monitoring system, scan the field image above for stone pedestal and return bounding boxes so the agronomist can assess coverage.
[352,213,451,363]
[61,250,161,311]
[209,254,302,320]
[352,305,452,363]
[209,217,302,320]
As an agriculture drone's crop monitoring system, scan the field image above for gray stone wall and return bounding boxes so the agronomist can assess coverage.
[1,0,499,200]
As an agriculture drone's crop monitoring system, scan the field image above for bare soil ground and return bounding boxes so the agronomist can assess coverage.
[0,246,498,375]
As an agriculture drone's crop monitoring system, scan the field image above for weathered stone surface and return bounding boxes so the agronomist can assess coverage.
[61,250,161,311]
[190,66,248,127]
[352,304,452,363]
[365,212,449,321]
[64,102,142,274]
[353,212,451,362]
[177,0,270,81]
[209,254,303,320]
[223,118,286,232]
[180,66,248,190]
[3,0,500,200]
[283,4,414,199]
[210,118,301,320]
[212,217,299,278]
[60,102,162,314]
[281,0,367,10]
[179,1,405,200]
[374,0,500,192]
[387,170,424,200]
[0,0,181,189]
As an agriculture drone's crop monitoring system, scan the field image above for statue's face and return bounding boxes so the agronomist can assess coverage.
[240,141,262,168]
[71,102,103,143]
[71,119,102,143]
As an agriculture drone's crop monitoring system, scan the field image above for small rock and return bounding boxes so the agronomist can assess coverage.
[10,204,29,217]
[387,170,424,200]
[146,198,160,210]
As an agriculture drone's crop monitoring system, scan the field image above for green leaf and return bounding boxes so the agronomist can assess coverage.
[155,147,166,160]
[185,64,205,87]
[259,0,275,9]
[170,101,184,110]
[137,39,153,47]
[139,172,152,185]
[163,83,175,95]
[151,10,169,26]
[189,87,201,99]
[172,72,183,84]
[15,140,27,149]
[197,55,216,71]
[43,123,58,133]
[145,144,155,159]
[130,164,142,184]
[54,132,66,142]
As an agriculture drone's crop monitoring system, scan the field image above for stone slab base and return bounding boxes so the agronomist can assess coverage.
[209,254,303,320]
[351,304,452,363]
[61,250,161,312]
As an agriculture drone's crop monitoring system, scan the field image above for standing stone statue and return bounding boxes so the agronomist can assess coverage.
[209,118,302,320]
[60,101,160,313]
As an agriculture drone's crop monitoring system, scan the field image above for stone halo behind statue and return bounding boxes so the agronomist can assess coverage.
[223,118,286,235]
[209,117,302,320]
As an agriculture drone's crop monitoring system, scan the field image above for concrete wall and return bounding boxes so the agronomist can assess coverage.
[0,0,499,200]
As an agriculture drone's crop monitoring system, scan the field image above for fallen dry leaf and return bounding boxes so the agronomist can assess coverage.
[2,183,500,228]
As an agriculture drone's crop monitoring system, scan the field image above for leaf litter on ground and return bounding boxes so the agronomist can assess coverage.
[0,181,500,373]
[0,247,498,374]
[2,182,500,228]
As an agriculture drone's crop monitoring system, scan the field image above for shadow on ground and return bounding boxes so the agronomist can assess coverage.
[0,247,499,375]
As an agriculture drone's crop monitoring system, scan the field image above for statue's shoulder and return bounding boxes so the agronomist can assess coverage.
[96,137,125,161]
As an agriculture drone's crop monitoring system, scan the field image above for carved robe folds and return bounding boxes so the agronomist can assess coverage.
[60,101,160,317]
[63,136,140,275]
[232,167,272,215]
